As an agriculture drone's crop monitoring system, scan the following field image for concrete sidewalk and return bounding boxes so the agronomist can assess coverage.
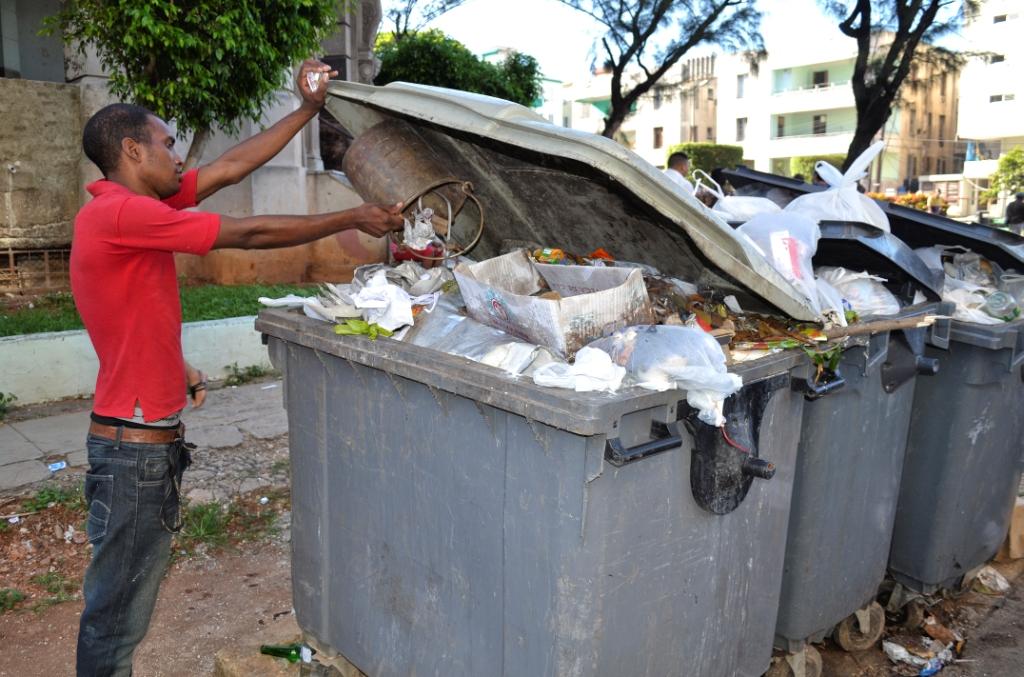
[0,379,288,492]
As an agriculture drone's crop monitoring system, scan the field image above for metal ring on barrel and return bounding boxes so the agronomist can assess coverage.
[389,179,486,262]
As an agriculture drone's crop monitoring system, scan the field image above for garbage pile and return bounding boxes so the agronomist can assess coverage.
[914,245,1022,324]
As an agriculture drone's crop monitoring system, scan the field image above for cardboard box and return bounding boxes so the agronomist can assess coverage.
[995,496,1024,562]
[453,250,654,358]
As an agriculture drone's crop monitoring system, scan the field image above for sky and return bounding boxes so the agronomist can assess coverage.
[428,0,970,83]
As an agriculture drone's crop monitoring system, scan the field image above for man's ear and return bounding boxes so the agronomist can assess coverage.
[121,137,143,164]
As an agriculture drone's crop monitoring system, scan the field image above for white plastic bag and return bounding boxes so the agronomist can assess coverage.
[784,141,891,232]
[532,347,626,393]
[816,266,901,317]
[943,277,1006,325]
[738,213,822,313]
[815,277,849,327]
[588,325,742,427]
[693,170,781,223]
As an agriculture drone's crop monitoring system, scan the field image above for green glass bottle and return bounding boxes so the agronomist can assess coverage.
[260,642,310,663]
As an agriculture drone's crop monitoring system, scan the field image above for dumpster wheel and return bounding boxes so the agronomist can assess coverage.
[765,645,822,677]
[833,601,885,652]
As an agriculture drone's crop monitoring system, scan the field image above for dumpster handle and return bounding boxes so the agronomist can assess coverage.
[605,420,682,467]
[389,179,485,261]
[792,370,846,400]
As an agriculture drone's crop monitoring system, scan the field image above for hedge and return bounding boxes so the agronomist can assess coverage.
[665,143,745,174]
[790,154,848,179]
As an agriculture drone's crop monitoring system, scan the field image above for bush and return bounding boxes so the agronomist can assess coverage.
[790,154,848,180]
[664,143,744,175]
[866,191,947,215]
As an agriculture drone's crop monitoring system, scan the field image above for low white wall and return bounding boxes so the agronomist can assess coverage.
[0,316,272,405]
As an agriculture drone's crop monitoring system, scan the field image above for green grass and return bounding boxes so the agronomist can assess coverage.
[0,392,16,422]
[30,572,78,596]
[21,483,86,514]
[174,491,285,556]
[0,283,314,337]
[176,503,232,554]
[224,362,272,386]
[0,589,25,614]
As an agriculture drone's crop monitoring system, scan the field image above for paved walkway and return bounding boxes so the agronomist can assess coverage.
[0,379,289,493]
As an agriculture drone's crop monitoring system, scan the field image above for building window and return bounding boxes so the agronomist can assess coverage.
[937,158,947,174]
[736,117,747,142]
[812,70,829,88]
[991,94,1004,102]
[690,125,698,141]
[813,114,827,135]
[737,74,746,98]
[991,54,1005,64]
[1007,93,1017,101]
[994,14,1007,23]
[653,89,662,110]
[940,72,947,96]
[777,115,786,137]
[908,156,917,178]
[939,115,946,147]
[926,113,933,139]
[909,108,916,136]
[653,126,664,149]
[924,157,932,174]
[707,87,714,100]
[706,126,714,141]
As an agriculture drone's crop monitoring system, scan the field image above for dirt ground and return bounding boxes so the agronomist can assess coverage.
[0,539,293,676]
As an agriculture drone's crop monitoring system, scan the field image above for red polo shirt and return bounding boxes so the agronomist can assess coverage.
[71,169,221,421]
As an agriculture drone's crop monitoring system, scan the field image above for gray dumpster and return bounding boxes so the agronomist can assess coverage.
[722,166,1024,595]
[256,81,831,677]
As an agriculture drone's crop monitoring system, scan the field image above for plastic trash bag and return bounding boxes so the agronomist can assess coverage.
[816,266,901,317]
[738,212,822,314]
[784,141,891,232]
[693,169,781,223]
[532,347,626,393]
[815,277,849,327]
[588,325,742,427]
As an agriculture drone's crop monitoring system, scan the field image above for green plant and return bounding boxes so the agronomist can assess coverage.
[0,589,25,613]
[790,154,848,179]
[21,483,86,514]
[224,362,271,386]
[981,147,1024,204]
[43,0,342,166]
[176,502,231,553]
[664,142,745,175]
[0,392,16,421]
[374,29,543,107]
[30,572,79,597]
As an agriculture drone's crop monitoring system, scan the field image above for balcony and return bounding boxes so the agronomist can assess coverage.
[768,81,855,114]
[766,131,855,159]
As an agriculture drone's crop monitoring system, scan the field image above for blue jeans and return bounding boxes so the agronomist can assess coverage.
[76,432,186,677]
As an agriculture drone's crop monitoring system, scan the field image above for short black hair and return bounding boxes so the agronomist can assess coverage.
[668,152,689,168]
[82,103,156,175]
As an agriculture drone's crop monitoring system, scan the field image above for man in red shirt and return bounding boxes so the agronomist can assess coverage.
[71,60,402,676]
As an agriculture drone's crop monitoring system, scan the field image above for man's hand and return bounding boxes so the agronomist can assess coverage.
[348,202,406,238]
[296,59,338,111]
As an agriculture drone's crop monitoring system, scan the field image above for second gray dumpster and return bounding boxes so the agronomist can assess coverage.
[256,81,833,677]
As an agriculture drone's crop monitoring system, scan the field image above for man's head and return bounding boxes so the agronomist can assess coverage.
[667,152,690,174]
[1016,192,1024,202]
[82,104,183,198]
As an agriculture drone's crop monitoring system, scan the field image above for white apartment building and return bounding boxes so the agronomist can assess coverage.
[562,56,718,168]
[956,2,1023,214]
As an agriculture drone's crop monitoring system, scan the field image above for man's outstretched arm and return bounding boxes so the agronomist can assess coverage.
[212,202,404,250]
[195,59,335,203]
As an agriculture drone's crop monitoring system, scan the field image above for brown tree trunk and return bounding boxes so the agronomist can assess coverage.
[601,106,628,140]
[843,112,888,172]
[184,127,211,171]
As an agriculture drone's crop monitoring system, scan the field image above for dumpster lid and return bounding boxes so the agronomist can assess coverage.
[324,81,822,321]
[721,165,1024,271]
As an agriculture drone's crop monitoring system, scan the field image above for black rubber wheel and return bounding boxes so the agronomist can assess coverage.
[833,602,885,652]
[877,581,926,630]
[764,646,823,677]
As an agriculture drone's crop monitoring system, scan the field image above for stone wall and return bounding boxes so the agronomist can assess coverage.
[0,78,81,248]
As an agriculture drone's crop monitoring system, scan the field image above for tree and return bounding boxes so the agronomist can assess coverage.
[45,0,340,167]
[981,147,1024,204]
[374,30,544,107]
[558,0,764,139]
[820,0,975,170]
[385,0,466,40]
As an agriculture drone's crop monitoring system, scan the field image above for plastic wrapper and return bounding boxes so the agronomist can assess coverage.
[815,277,849,327]
[784,140,891,232]
[532,347,626,393]
[588,325,742,427]
[738,213,822,314]
[816,266,901,317]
